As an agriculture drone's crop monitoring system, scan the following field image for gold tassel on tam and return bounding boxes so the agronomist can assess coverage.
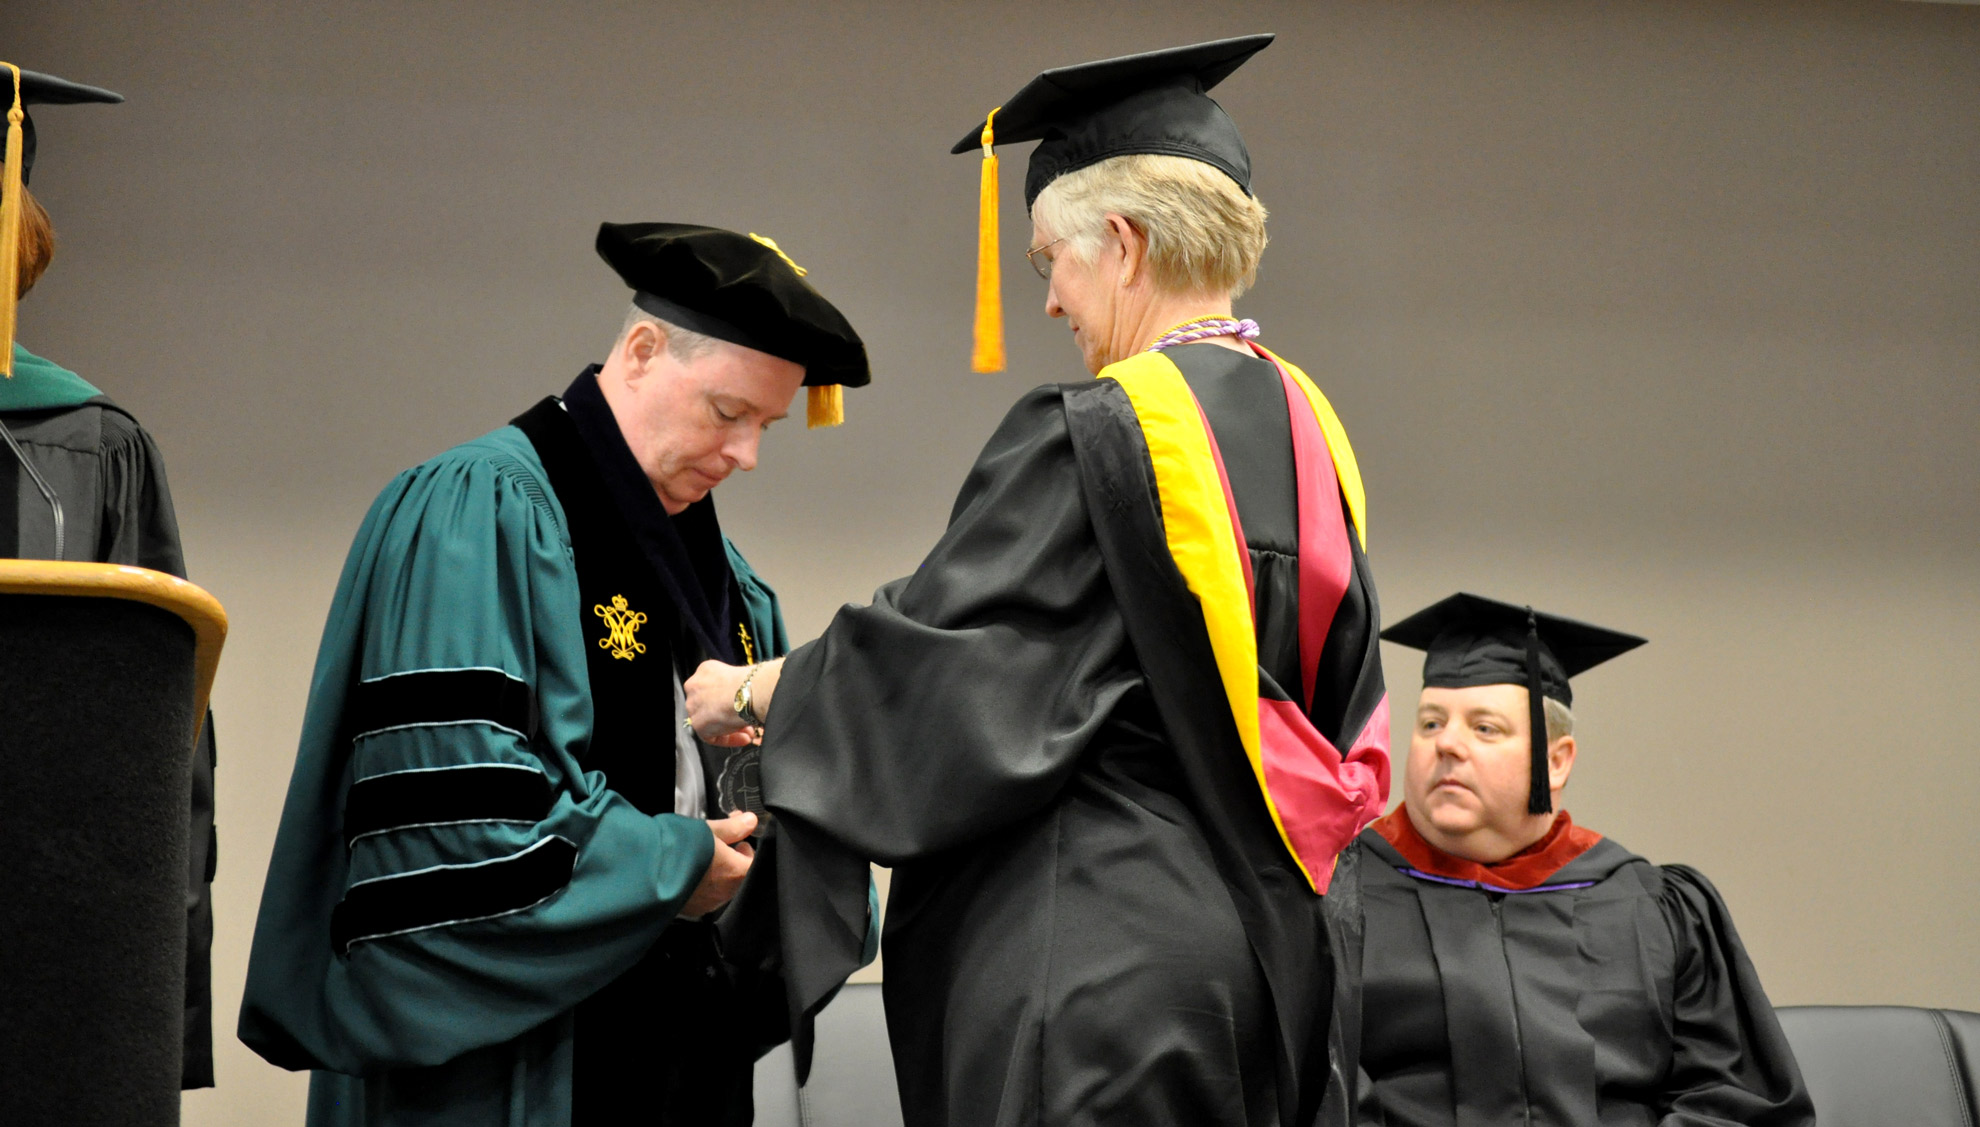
[971,107,1005,373]
[0,64,25,379]
[807,383,843,429]
[748,232,808,276]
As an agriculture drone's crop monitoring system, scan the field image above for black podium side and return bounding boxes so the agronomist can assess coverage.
[0,592,201,1126]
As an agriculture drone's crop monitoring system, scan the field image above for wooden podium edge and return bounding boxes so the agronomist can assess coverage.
[0,560,229,744]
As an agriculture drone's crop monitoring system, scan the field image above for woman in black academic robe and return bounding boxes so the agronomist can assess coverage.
[688,38,1391,1127]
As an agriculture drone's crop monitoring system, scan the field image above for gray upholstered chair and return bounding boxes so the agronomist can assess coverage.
[754,983,904,1127]
[757,998,1980,1127]
[1775,1004,1980,1127]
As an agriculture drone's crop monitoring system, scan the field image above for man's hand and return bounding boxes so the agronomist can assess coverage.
[682,810,758,918]
[685,658,784,746]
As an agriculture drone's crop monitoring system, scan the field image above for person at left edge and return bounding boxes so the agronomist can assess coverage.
[0,64,218,1091]
[238,222,870,1127]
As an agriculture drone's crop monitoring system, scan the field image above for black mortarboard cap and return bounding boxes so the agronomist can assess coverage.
[4,68,124,185]
[948,35,1273,373]
[3,65,123,379]
[595,222,869,427]
[951,34,1274,208]
[1382,593,1646,814]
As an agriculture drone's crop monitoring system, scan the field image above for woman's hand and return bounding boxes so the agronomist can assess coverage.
[685,658,784,746]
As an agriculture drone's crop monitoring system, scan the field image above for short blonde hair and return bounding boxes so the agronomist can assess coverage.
[1031,153,1268,298]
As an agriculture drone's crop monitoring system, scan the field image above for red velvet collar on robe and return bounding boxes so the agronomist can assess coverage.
[1373,805,1603,891]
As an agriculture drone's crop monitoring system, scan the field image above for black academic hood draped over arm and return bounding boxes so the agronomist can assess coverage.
[768,388,1139,857]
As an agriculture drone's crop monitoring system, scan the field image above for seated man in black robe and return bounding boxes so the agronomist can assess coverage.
[1346,593,1814,1127]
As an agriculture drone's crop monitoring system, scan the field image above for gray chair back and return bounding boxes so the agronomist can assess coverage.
[1775,1004,1980,1127]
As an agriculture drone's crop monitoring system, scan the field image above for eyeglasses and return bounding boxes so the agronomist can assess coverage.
[1025,237,1067,281]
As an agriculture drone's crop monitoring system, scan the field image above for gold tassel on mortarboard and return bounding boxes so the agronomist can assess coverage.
[971,107,1005,373]
[0,64,25,379]
[807,384,843,428]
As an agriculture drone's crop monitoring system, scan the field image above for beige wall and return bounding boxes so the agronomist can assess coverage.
[11,2,1978,1123]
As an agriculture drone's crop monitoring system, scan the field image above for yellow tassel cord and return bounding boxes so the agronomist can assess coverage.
[807,383,843,429]
[0,64,25,379]
[970,107,1005,373]
[743,232,842,427]
[748,232,808,276]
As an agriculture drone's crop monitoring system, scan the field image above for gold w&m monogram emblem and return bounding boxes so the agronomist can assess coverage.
[593,595,647,661]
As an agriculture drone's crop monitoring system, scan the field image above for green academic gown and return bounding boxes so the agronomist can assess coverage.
[239,410,789,1127]
[1,342,218,1088]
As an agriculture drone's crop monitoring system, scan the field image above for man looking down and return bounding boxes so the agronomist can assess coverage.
[240,223,868,1126]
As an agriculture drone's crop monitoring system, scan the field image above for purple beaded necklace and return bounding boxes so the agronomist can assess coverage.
[1145,316,1262,352]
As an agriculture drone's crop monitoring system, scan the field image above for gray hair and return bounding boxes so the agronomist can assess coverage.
[1543,697,1575,744]
[1030,153,1269,298]
[618,304,720,362]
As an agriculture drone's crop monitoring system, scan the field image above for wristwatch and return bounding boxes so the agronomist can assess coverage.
[733,664,762,726]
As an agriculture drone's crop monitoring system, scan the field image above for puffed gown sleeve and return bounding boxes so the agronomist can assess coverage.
[1656,864,1815,1127]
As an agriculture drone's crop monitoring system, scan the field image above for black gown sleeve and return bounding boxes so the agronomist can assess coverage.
[95,412,187,576]
[1656,864,1815,1127]
[766,384,1137,856]
[96,409,215,1089]
[734,386,1142,1071]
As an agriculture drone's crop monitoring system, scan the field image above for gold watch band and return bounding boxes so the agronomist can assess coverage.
[733,664,761,725]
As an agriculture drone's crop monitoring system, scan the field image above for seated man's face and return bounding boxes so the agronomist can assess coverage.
[1404,684,1551,862]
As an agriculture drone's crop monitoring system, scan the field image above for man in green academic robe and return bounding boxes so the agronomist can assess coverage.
[239,223,870,1126]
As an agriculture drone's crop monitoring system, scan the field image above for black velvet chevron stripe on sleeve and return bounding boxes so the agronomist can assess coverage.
[342,764,553,849]
[346,667,532,741]
[330,836,578,954]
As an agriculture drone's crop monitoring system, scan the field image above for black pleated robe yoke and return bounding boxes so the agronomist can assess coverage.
[1352,829,1815,1127]
[736,343,1387,1127]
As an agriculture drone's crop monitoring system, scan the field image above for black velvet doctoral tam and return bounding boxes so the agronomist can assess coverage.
[594,222,869,389]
